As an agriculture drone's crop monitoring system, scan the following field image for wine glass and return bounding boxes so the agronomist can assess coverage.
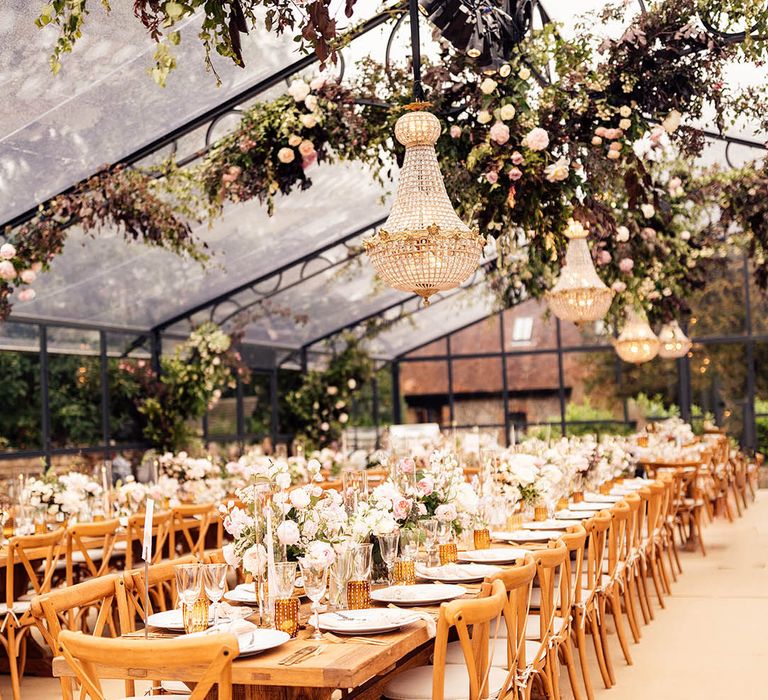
[273,561,297,599]
[419,518,439,566]
[203,564,228,627]
[400,528,419,561]
[299,558,328,641]
[351,542,373,580]
[175,564,202,633]
[376,530,399,586]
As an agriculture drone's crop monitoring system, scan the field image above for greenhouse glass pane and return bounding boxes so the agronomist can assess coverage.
[0,0,385,224]
[9,162,389,330]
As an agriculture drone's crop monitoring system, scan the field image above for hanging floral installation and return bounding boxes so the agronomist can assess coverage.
[0,166,205,321]
[13,0,768,327]
[37,0,363,85]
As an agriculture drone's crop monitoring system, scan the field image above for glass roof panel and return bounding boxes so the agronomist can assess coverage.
[8,161,389,329]
[362,281,497,360]
[0,0,385,224]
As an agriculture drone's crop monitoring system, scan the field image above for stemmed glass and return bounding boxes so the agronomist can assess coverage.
[274,561,297,598]
[175,564,202,633]
[400,529,419,561]
[351,542,373,581]
[377,530,400,586]
[419,518,439,567]
[202,564,228,627]
[299,558,328,641]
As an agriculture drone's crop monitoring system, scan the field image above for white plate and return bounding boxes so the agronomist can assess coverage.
[318,608,421,635]
[237,629,291,657]
[224,584,258,606]
[569,501,607,511]
[371,584,467,606]
[523,519,580,530]
[459,546,529,563]
[555,510,598,520]
[416,563,500,583]
[491,530,560,543]
[147,609,210,632]
[583,493,622,503]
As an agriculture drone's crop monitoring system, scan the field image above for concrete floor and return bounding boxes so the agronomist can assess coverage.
[5,492,767,699]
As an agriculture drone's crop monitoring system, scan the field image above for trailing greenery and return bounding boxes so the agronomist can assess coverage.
[285,335,373,449]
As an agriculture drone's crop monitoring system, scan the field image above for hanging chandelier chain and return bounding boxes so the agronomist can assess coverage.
[409,0,425,102]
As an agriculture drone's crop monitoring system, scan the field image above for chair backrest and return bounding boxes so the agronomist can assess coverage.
[486,553,537,670]
[6,527,66,622]
[125,510,172,568]
[583,510,611,599]
[622,492,642,553]
[432,579,511,700]
[560,524,587,611]
[606,501,631,580]
[57,629,238,700]
[169,504,217,558]
[646,481,666,539]
[116,555,198,633]
[66,518,121,584]
[530,541,569,666]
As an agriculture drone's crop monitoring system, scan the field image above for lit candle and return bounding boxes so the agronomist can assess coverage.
[510,425,516,447]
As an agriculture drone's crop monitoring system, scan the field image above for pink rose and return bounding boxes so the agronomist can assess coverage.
[619,258,634,273]
[20,269,36,283]
[417,477,434,496]
[221,165,242,183]
[393,497,411,521]
[485,170,499,184]
[309,76,326,91]
[508,167,522,181]
[450,125,462,138]
[489,121,510,145]
[31,262,43,273]
[17,288,36,302]
[302,151,318,168]
[641,227,657,240]
[511,151,524,165]
[299,139,315,156]
[597,250,612,265]
[399,457,415,474]
[523,127,549,151]
[595,126,607,138]
[0,243,15,260]
[0,260,15,281]
[612,281,627,293]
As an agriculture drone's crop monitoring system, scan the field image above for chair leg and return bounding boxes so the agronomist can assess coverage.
[7,624,22,700]
[670,530,683,575]
[694,508,707,557]
[637,558,654,621]
[561,635,583,700]
[648,551,666,609]
[597,594,616,686]
[657,546,672,595]
[732,481,743,517]
[539,661,557,700]
[665,535,678,583]
[548,647,560,700]
[623,573,641,643]
[588,609,612,689]
[574,613,596,700]
[609,586,633,666]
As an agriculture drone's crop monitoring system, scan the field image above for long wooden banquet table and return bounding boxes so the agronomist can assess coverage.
[49,482,653,700]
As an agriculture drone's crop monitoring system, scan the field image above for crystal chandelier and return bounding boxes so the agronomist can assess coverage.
[614,307,660,364]
[364,0,484,307]
[546,218,614,324]
[657,320,692,359]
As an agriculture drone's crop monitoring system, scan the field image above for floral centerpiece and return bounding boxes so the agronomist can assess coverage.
[25,469,104,521]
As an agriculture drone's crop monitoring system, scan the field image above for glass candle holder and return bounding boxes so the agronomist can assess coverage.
[533,506,548,522]
[439,542,458,565]
[183,597,210,634]
[614,476,625,485]
[506,512,524,530]
[274,597,300,638]
[556,497,569,512]
[346,579,371,609]
[572,491,584,504]
[393,559,416,586]
[473,529,491,550]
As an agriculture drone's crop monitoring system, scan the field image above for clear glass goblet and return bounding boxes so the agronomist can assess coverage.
[299,558,328,641]
[203,563,228,627]
[377,530,400,586]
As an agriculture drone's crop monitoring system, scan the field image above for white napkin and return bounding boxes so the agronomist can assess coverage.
[417,563,498,580]
[187,618,259,651]
[387,605,437,638]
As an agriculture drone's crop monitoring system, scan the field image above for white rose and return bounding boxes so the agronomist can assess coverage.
[662,109,682,133]
[641,203,655,218]
[288,134,302,147]
[309,76,326,90]
[518,67,531,80]
[275,472,291,490]
[500,104,516,121]
[300,113,317,129]
[242,544,267,576]
[619,118,631,130]
[616,226,630,242]
[523,127,549,151]
[276,520,301,546]
[338,413,349,424]
[288,79,311,102]
[0,243,16,260]
[479,77,497,94]
[619,105,632,118]
[544,156,569,182]
[0,261,15,281]
[277,147,295,164]
[222,543,240,567]
[680,230,691,241]
[289,488,311,509]
[304,94,318,111]
[477,110,493,125]
[347,378,357,390]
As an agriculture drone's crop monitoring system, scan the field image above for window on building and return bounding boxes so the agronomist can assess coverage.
[511,317,534,343]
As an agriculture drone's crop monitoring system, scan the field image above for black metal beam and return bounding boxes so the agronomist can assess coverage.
[153,216,387,333]
[555,319,567,436]
[499,312,511,446]
[392,361,402,424]
[40,324,51,466]
[99,330,110,461]
[1,5,404,233]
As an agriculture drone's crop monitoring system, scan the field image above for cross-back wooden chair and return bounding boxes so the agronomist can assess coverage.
[169,504,218,558]
[620,492,644,643]
[579,510,613,691]
[641,482,668,609]
[602,501,633,678]
[124,510,172,569]
[30,573,121,700]
[384,579,515,700]
[57,629,238,700]
[1,526,66,700]
[66,518,122,586]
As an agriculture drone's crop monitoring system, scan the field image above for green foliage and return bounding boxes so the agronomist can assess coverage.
[285,336,373,449]
[633,393,681,420]
[527,398,632,439]
[755,398,768,455]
